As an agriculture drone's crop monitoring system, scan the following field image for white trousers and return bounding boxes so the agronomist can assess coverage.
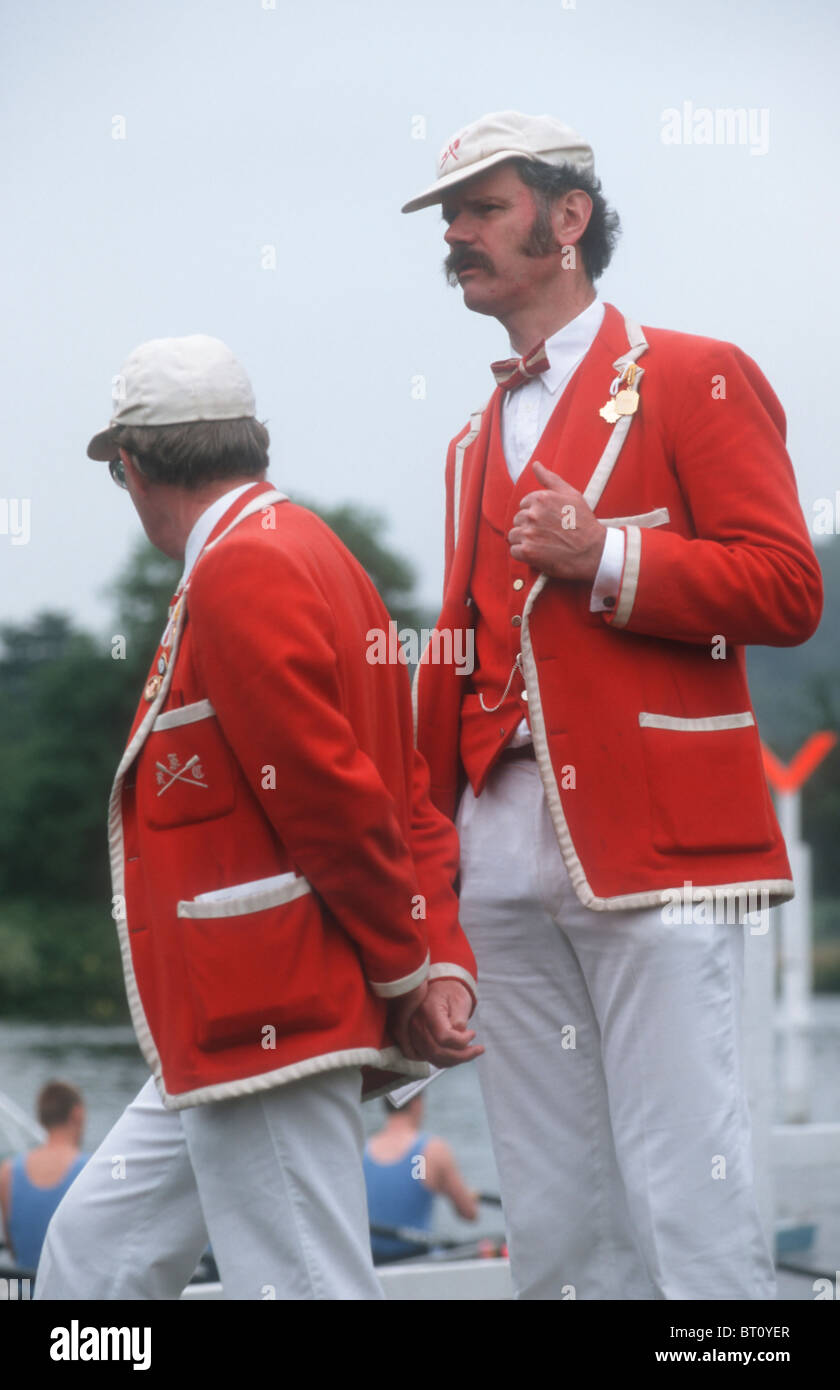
[456,758,777,1301]
[35,1066,383,1301]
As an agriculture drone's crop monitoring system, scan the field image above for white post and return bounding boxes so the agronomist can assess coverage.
[742,915,776,1248]
[776,790,812,1123]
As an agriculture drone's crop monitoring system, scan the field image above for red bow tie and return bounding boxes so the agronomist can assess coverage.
[491,340,550,392]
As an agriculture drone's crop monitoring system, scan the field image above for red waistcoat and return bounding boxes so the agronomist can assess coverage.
[460,390,571,792]
[415,303,823,913]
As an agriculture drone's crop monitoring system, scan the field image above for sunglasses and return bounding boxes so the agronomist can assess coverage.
[109,456,128,489]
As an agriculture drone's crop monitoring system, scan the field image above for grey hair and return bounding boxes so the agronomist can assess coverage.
[511,157,621,282]
[110,417,270,490]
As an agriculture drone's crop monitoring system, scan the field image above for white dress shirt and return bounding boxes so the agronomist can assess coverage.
[499,299,624,742]
[179,482,262,590]
[500,298,625,609]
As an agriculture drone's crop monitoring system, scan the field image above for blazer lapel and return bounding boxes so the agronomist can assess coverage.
[509,302,645,505]
[441,303,649,606]
[444,402,494,609]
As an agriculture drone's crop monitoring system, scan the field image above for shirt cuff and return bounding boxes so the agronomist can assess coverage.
[590,526,625,612]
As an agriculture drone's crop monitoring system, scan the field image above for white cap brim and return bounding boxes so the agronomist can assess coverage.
[401,149,540,214]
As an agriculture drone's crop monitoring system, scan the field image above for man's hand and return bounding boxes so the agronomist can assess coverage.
[508,459,606,581]
[406,979,484,1069]
[388,981,429,1060]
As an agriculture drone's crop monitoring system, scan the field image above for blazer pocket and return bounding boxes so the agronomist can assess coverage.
[176,876,342,1051]
[143,700,236,829]
[638,711,775,854]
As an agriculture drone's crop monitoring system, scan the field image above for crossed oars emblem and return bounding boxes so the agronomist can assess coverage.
[155,753,208,797]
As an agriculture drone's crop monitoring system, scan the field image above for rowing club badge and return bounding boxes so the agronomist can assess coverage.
[155,752,208,796]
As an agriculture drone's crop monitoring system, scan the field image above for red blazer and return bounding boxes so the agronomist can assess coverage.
[110,482,477,1109]
[415,303,823,912]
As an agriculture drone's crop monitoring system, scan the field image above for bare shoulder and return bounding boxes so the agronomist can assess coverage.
[422,1135,454,1184]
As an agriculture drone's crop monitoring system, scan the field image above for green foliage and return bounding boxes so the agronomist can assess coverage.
[0,899,127,1022]
[747,537,840,754]
[295,496,422,630]
[108,544,182,696]
[0,615,120,902]
[747,537,840,897]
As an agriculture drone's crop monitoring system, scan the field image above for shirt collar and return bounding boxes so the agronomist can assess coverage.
[179,482,263,589]
[518,298,605,397]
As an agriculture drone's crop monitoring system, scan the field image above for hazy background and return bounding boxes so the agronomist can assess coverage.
[1,0,837,629]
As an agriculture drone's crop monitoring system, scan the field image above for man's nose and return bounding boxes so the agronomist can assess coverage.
[444,215,473,245]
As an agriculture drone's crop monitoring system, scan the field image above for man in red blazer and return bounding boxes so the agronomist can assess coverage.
[35,334,479,1301]
[403,111,823,1300]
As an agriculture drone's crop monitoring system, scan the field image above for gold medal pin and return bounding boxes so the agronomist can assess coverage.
[600,362,640,423]
[614,363,640,416]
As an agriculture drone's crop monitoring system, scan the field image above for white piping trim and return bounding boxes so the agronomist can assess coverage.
[584,400,641,509]
[639,711,756,732]
[108,607,188,1088]
[202,488,288,553]
[518,568,792,912]
[620,318,649,356]
[581,878,794,913]
[582,317,649,512]
[152,698,216,732]
[428,962,478,1005]
[411,658,421,744]
[452,410,484,550]
[612,524,641,628]
[600,507,669,529]
[519,572,593,900]
[156,1045,430,1111]
[107,486,290,1091]
[177,876,311,919]
[417,403,488,739]
[370,951,430,999]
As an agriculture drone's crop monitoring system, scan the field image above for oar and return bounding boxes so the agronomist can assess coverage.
[369,1222,465,1252]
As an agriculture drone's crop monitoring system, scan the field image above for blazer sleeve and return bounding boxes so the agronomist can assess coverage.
[188,537,430,999]
[604,341,823,646]
[407,744,477,1010]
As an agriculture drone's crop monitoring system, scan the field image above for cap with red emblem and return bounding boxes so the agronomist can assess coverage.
[401,110,595,214]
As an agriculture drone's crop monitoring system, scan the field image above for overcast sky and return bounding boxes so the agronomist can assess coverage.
[1,0,837,636]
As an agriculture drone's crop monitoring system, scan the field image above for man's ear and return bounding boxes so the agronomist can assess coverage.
[552,188,592,250]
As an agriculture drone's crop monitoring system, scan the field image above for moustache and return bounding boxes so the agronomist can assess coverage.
[443,248,495,286]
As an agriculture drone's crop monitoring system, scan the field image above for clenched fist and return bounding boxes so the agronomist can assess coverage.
[509,460,606,581]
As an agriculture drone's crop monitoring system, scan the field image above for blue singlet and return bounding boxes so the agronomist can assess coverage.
[7,1152,88,1271]
[363,1132,435,1262]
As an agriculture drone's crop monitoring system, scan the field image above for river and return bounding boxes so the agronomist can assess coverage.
[2,999,839,1254]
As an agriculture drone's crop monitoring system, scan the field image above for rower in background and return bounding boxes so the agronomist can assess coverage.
[363,1096,478,1262]
[0,1080,88,1271]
